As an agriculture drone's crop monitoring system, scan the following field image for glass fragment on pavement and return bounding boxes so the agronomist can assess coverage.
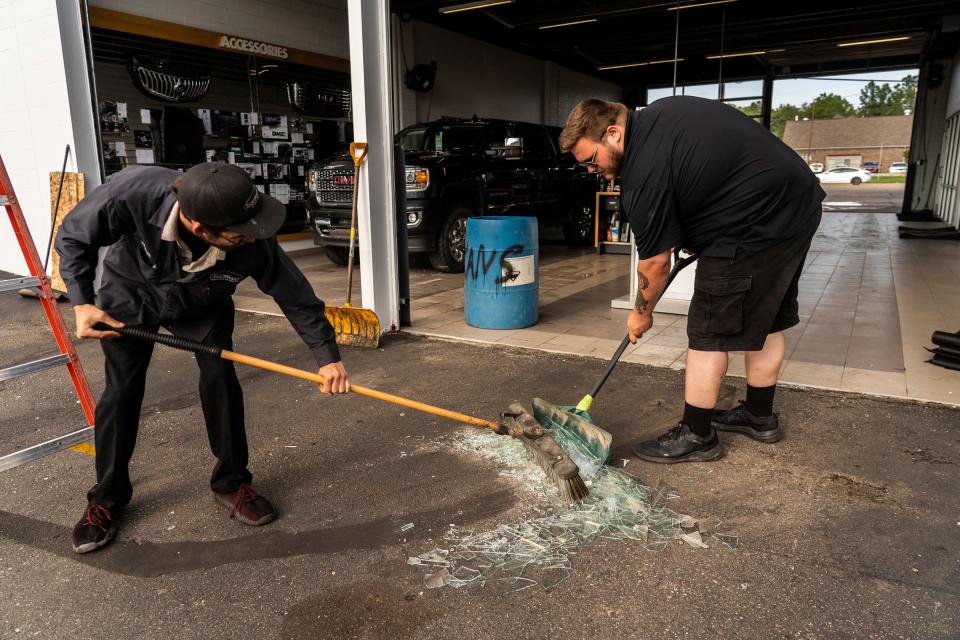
[409,430,737,595]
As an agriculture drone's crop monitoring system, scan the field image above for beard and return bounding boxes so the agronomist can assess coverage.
[604,144,623,180]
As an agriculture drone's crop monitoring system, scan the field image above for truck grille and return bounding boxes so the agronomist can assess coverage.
[313,167,354,205]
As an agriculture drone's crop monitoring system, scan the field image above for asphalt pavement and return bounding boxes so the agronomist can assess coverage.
[0,279,957,639]
[821,182,906,213]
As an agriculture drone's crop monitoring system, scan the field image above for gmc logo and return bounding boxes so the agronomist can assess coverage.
[333,175,354,186]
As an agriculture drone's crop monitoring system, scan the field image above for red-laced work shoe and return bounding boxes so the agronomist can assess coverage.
[214,484,276,526]
[71,503,117,554]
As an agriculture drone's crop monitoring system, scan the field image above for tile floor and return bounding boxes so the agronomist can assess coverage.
[235,213,960,407]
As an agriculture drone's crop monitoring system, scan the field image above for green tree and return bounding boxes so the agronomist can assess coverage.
[857,75,918,116]
[770,104,803,138]
[802,93,856,119]
[859,81,899,116]
[736,100,762,119]
[892,74,917,113]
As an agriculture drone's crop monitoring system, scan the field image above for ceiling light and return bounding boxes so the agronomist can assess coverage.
[598,58,684,71]
[667,0,737,10]
[706,48,784,59]
[836,35,911,47]
[439,0,513,14]
[538,18,597,30]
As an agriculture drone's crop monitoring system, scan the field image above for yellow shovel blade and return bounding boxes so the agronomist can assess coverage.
[325,305,381,348]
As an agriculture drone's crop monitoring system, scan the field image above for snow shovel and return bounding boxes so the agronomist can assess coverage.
[324,142,381,348]
[533,249,699,477]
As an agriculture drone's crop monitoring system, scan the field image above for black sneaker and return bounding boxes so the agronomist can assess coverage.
[632,423,724,464]
[71,503,117,554]
[711,401,782,443]
[214,484,276,526]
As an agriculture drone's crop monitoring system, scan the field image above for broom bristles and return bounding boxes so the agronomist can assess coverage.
[506,403,589,503]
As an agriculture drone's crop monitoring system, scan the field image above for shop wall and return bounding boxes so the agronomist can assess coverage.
[397,20,623,128]
[556,66,624,126]
[907,57,954,215]
[0,0,87,275]
[88,0,349,60]
[947,47,960,120]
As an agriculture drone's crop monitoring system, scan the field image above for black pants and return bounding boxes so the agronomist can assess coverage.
[87,309,251,510]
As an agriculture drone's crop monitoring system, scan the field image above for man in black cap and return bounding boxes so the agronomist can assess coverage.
[56,163,351,554]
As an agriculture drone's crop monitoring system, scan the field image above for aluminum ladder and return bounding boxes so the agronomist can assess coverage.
[0,152,97,471]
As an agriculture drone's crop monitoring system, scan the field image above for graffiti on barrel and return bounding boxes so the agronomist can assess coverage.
[465,244,529,289]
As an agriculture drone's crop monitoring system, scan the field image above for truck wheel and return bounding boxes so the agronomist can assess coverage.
[563,203,594,245]
[325,247,355,266]
[429,206,470,273]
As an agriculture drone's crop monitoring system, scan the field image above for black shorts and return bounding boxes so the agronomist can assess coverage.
[686,225,817,352]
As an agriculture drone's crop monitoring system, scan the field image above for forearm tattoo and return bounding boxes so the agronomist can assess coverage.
[634,272,650,312]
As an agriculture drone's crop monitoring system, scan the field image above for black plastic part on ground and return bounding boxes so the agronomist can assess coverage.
[931,330,960,350]
[898,225,960,240]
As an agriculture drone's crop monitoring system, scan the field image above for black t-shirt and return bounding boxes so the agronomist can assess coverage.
[620,96,825,259]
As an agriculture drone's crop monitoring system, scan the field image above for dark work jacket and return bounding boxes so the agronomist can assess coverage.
[621,96,824,260]
[54,165,341,366]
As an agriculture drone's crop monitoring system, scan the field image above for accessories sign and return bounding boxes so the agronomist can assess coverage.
[218,36,288,59]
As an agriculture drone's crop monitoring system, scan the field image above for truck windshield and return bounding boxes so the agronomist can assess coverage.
[397,124,485,153]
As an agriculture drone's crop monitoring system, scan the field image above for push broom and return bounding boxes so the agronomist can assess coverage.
[97,324,588,502]
[532,249,699,476]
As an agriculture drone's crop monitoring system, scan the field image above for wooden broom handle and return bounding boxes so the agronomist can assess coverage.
[222,350,503,431]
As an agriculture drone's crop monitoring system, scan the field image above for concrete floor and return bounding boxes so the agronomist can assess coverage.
[1,290,958,639]
[235,183,960,407]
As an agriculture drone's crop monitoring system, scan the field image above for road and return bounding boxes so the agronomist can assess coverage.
[821,182,905,214]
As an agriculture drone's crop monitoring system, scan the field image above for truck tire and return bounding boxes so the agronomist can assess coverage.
[429,206,470,273]
[563,202,594,245]
[325,247,355,266]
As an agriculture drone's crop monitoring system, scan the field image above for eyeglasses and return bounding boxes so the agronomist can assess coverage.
[579,142,601,172]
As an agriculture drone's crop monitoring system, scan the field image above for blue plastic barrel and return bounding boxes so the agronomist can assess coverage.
[464,216,539,329]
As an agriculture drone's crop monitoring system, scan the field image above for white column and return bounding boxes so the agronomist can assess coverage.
[611,241,695,315]
[347,0,400,333]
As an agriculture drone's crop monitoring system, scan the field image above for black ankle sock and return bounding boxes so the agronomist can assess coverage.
[682,403,714,437]
[746,384,776,417]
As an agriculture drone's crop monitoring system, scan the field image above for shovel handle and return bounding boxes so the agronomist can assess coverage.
[98,324,503,432]
[345,142,367,306]
[586,249,699,400]
[349,142,368,167]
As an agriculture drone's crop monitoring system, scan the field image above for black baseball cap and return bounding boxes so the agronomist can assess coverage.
[177,163,285,239]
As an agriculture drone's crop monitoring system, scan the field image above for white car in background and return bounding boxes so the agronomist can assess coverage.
[889,162,909,174]
[816,166,872,185]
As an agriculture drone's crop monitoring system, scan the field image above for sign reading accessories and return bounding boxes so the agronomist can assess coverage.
[218,35,288,59]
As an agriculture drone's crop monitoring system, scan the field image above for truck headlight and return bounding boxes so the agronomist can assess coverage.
[405,166,429,192]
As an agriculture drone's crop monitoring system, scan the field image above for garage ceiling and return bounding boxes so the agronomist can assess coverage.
[393,0,960,88]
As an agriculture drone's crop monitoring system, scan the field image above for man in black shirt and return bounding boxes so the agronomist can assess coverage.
[560,97,823,463]
[56,163,352,553]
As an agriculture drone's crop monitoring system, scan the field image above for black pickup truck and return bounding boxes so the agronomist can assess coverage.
[306,117,599,272]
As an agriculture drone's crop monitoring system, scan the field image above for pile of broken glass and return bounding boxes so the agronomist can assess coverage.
[408,430,738,596]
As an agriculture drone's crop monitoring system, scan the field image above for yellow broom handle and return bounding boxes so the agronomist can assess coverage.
[222,350,502,431]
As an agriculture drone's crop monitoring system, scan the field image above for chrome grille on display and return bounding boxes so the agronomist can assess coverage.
[129,56,211,103]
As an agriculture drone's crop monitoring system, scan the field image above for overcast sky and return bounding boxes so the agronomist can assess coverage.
[648,69,919,109]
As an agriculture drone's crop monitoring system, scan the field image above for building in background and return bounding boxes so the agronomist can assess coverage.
[783,114,913,172]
